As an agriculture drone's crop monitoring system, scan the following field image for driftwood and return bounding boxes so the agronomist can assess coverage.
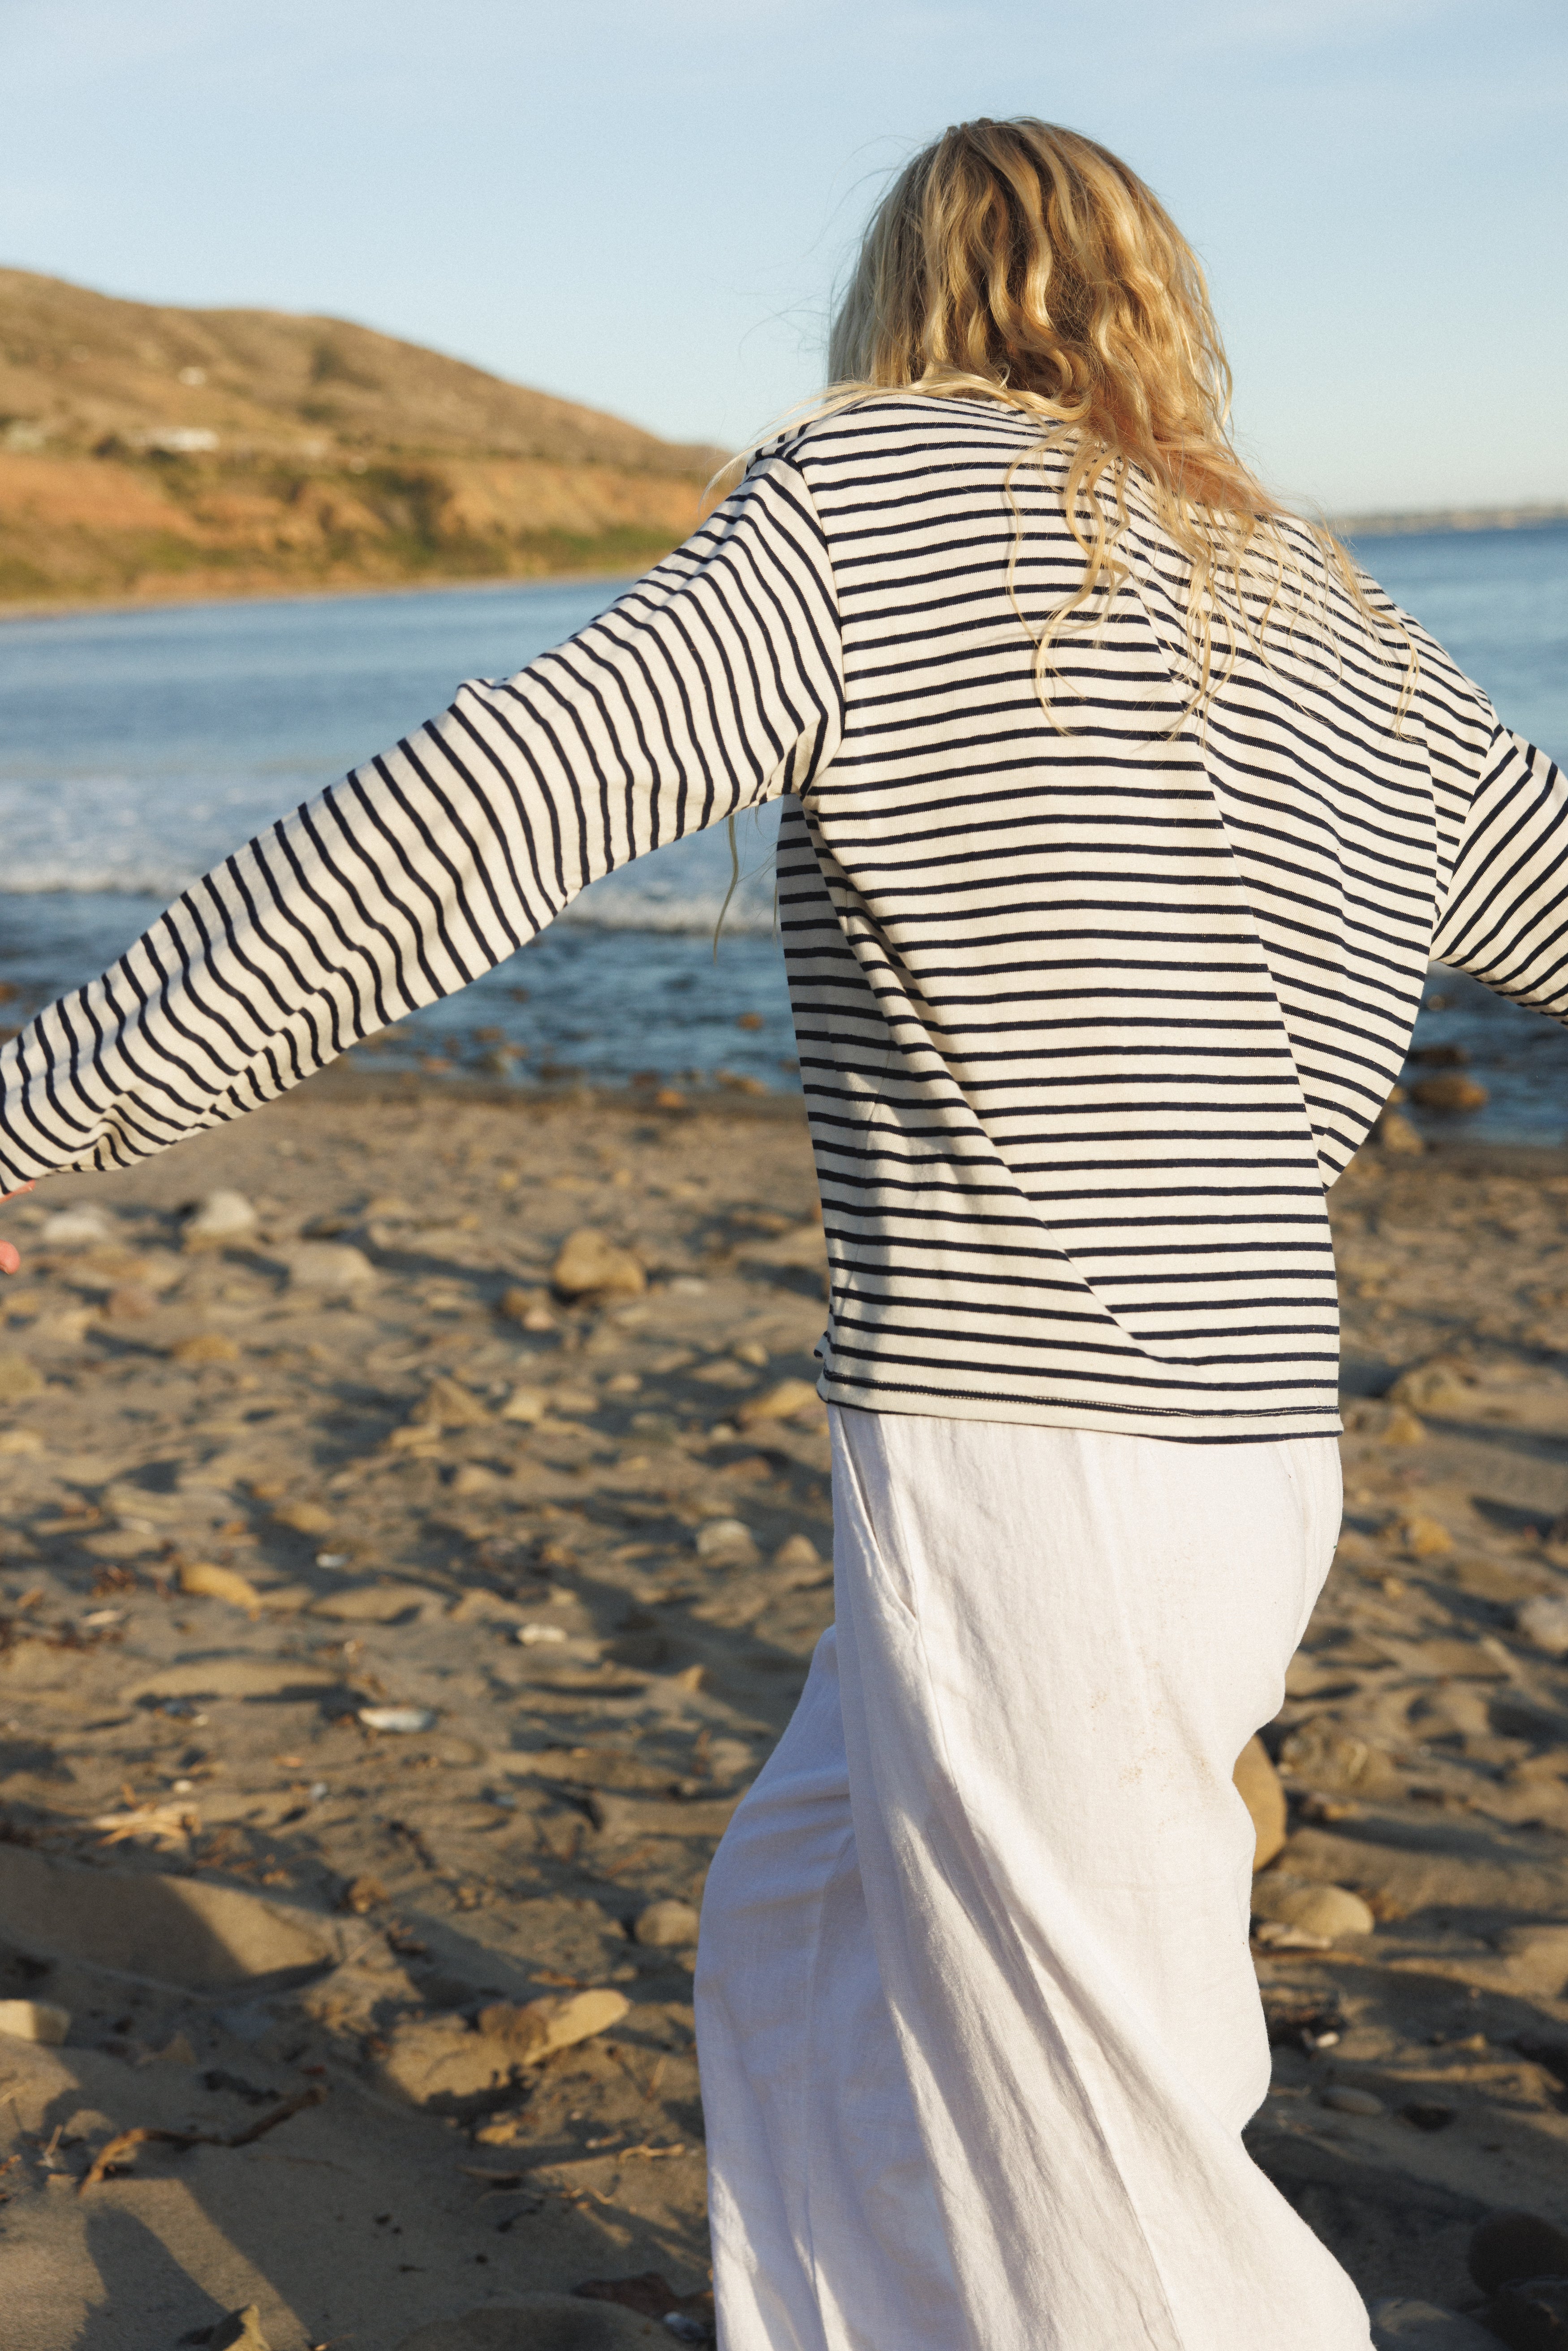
[78,2082,327,2191]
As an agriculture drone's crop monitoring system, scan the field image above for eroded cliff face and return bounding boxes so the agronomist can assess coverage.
[0,269,724,606]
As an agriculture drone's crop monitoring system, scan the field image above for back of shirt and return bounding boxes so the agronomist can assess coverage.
[0,393,1560,1441]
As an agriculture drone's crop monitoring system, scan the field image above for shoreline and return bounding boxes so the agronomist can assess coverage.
[0,563,645,628]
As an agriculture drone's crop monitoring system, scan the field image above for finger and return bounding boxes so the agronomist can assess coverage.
[0,1242,20,1276]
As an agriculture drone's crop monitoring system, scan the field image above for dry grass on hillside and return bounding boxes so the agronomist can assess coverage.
[0,269,726,608]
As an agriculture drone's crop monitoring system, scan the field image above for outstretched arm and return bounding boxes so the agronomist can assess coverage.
[0,453,843,1205]
[1430,730,1568,1016]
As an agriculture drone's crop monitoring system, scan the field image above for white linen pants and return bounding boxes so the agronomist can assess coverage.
[693,1406,1372,2351]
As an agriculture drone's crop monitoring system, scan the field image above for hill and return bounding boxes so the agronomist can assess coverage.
[0,269,728,608]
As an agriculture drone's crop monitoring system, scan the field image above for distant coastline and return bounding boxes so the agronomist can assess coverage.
[1335,500,1568,539]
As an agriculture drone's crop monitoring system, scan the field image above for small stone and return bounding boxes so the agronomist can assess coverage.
[151,2030,197,2065]
[1322,2084,1384,2115]
[634,1899,702,1948]
[1375,1109,1425,1154]
[1470,2209,1568,2295]
[209,2309,272,2351]
[336,1874,386,1915]
[182,1188,258,1247]
[695,1517,754,1559]
[0,1998,69,2045]
[169,1331,243,1365]
[39,1204,113,1247]
[272,1499,335,1535]
[1516,1595,1568,1657]
[1254,1882,1375,1940]
[1381,1407,1426,1446]
[773,1533,827,1583]
[104,1285,158,1321]
[288,1242,375,1293]
[408,1374,491,1429]
[737,1377,821,1425]
[551,1228,646,1300]
[0,1350,44,1402]
[178,1560,261,1610]
[358,1705,438,1734]
[475,1987,630,2061]
[1400,1512,1453,1559]
[1388,1360,1472,1412]
[1232,1734,1288,1871]
[1369,2300,1501,2349]
[1401,2101,1455,2131]
[500,1385,551,1424]
[0,1427,43,1455]
[1409,1072,1489,1112]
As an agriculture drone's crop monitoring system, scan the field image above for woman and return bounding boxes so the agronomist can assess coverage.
[1,119,1561,2348]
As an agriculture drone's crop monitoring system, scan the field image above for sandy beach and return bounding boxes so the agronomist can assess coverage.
[1,1077,1567,2346]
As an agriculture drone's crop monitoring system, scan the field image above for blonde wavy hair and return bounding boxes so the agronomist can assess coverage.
[733,118,1413,728]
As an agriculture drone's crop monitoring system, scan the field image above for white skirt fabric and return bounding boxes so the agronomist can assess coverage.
[694,1405,1372,2351]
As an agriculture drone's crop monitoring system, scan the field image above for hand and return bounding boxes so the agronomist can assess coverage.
[0,1183,35,1275]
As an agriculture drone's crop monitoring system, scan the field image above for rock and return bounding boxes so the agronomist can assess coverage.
[0,1998,69,2045]
[1400,1512,1454,1559]
[392,2296,662,2351]
[1370,2301,1502,2349]
[1381,1407,1427,1445]
[1232,1735,1288,1870]
[288,1242,376,1293]
[178,1560,262,1610]
[1388,1360,1473,1412]
[311,1582,434,1623]
[210,2311,272,2351]
[634,1899,701,1948]
[0,1426,44,1455]
[182,1188,259,1246]
[551,1228,646,1300]
[499,1288,559,1331]
[169,1331,244,1365]
[694,1518,754,1559]
[381,1990,629,2107]
[1516,1595,1568,1657]
[103,1283,158,1320]
[358,1705,438,1733]
[409,1374,491,1428]
[736,1377,821,1425]
[1276,1718,1398,1793]
[1375,1109,1425,1153]
[1491,1926,1568,1996]
[1470,2211,1568,2295]
[0,1844,337,1989]
[0,1349,44,1402]
[772,1532,828,1584]
[39,1204,113,1246]
[501,1384,551,1423]
[1490,2277,1568,2347]
[1321,2084,1384,2115]
[1252,1880,1375,1940]
[272,1499,336,1536]
[1410,1072,1489,1112]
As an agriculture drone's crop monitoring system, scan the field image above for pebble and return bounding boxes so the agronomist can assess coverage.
[1400,1512,1453,1559]
[1369,2301,1502,2349]
[1515,1594,1568,1657]
[1410,1072,1489,1112]
[358,1706,438,1734]
[695,1517,754,1559]
[1232,1734,1288,1871]
[39,1204,113,1246]
[1255,1882,1376,1940]
[0,1349,44,1402]
[1321,2085,1384,2116]
[0,1998,69,2045]
[209,2310,272,2351]
[182,1188,258,1245]
[500,1384,550,1424]
[169,1330,243,1365]
[634,1898,702,1948]
[178,1560,261,1609]
[1388,1360,1473,1412]
[1375,1108,1425,1153]
[272,1499,336,1535]
[737,1376,821,1425]
[288,1241,376,1292]
[551,1227,646,1300]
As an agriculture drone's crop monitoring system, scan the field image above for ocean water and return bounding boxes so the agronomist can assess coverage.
[0,522,1564,1130]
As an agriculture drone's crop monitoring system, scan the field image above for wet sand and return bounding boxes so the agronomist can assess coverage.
[0,1080,1566,2345]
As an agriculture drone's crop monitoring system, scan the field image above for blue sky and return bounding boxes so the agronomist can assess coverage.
[4,0,1565,512]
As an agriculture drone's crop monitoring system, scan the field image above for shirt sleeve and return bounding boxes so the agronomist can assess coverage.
[1430,728,1568,1017]
[0,453,844,1187]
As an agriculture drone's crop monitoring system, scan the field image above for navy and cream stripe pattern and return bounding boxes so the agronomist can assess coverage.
[1,397,1562,1438]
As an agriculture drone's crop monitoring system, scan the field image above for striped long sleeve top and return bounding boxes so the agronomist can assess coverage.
[1,397,1564,1440]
